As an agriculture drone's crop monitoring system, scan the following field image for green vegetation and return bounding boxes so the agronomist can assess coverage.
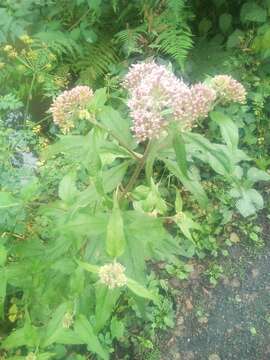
[0,1,270,359]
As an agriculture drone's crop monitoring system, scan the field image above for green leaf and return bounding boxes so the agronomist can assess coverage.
[210,111,239,151]
[247,167,270,183]
[236,189,264,217]
[175,191,183,213]
[106,192,126,258]
[77,260,99,274]
[0,268,7,319]
[227,29,244,48]
[42,303,68,348]
[0,192,20,209]
[98,106,136,149]
[74,315,109,360]
[110,317,124,340]
[241,3,267,23]
[172,131,189,179]
[95,284,121,332]
[58,174,77,204]
[127,278,157,302]
[219,13,232,33]
[162,158,208,207]
[0,244,7,266]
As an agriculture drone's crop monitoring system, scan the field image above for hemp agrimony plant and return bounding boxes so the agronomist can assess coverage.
[1,61,269,360]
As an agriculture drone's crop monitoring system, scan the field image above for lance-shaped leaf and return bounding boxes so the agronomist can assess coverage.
[172,130,189,179]
[95,284,121,333]
[74,315,109,360]
[106,192,126,258]
[210,111,239,151]
[127,278,158,303]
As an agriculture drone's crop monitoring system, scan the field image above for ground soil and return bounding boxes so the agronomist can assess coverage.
[161,211,270,360]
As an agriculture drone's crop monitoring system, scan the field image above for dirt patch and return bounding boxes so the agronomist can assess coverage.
[161,212,270,360]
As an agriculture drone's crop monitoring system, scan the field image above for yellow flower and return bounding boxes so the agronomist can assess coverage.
[19,34,33,45]
[3,45,13,52]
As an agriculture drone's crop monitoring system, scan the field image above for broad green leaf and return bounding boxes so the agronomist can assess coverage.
[0,192,19,209]
[236,189,264,217]
[247,167,270,184]
[110,317,124,340]
[74,315,109,360]
[2,315,39,349]
[219,13,232,33]
[58,174,77,204]
[98,106,136,149]
[95,284,121,332]
[106,192,126,258]
[210,111,239,151]
[227,29,244,48]
[172,131,189,179]
[241,3,267,23]
[162,158,208,207]
[127,278,157,302]
[42,303,68,348]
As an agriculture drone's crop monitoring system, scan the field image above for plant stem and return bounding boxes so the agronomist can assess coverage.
[25,72,36,124]
[121,140,152,199]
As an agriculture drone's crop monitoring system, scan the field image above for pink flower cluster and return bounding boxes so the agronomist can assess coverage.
[123,62,216,142]
[211,75,246,104]
[50,85,93,133]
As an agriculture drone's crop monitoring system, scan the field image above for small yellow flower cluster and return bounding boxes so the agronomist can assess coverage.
[3,45,17,58]
[19,34,33,45]
[99,262,127,289]
[25,352,37,360]
[62,312,74,329]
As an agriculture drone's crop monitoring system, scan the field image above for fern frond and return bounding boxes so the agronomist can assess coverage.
[154,28,193,68]
[76,40,119,85]
[33,31,82,58]
[114,25,147,56]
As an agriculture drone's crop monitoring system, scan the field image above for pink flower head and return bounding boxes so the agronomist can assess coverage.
[50,85,93,133]
[211,75,246,104]
[124,62,200,141]
[190,83,217,120]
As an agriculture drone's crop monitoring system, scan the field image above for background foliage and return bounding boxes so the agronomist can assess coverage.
[0,0,270,359]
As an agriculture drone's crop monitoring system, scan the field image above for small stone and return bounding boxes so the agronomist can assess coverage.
[198,316,208,324]
[251,268,259,278]
[209,354,221,360]
[230,232,240,243]
[231,278,241,288]
[177,316,184,325]
[185,299,193,311]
